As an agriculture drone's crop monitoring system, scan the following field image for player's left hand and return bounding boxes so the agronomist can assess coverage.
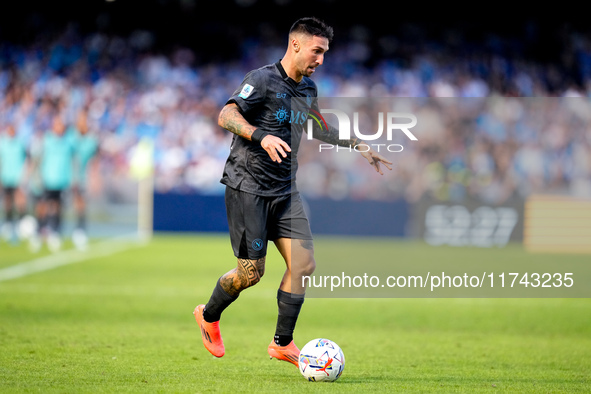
[359,147,392,175]
[261,134,291,163]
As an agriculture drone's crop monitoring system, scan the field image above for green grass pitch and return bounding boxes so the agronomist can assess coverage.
[0,234,589,393]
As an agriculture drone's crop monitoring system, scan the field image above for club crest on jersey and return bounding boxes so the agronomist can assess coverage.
[239,84,255,99]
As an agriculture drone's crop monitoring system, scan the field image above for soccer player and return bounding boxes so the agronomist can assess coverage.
[194,17,392,366]
[37,113,76,252]
[0,124,28,243]
[70,110,99,251]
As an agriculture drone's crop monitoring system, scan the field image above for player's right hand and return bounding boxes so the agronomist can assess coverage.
[261,135,291,163]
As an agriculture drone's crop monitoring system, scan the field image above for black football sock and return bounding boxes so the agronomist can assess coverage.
[77,211,87,230]
[203,279,238,323]
[6,209,14,223]
[47,213,58,233]
[274,289,305,346]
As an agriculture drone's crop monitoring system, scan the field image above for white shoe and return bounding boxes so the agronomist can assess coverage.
[1,223,13,242]
[47,232,62,253]
[29,235,42,253]
[72,228,88,251]
[18,215,38,240]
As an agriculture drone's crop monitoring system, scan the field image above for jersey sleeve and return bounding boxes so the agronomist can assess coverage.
[226,69,267,115]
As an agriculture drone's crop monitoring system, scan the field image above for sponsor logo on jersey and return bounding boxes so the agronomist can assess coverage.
[275,107,290,124]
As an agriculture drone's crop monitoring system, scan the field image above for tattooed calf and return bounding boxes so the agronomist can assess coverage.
[220,257,266,297]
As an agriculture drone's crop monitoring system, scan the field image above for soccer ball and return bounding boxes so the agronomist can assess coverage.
[298,338,345,382]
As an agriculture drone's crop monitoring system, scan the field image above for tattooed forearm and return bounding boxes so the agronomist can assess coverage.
[219,257,266,296]
[312,122,363,148]
[218,103,257,140]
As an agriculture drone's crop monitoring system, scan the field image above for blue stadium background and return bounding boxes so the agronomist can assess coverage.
[1,0,590,241]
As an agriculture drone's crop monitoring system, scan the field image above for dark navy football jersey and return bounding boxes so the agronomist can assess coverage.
[220,61,318,196]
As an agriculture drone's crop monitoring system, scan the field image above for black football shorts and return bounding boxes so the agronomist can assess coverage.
[225,186,313,259]
[43,189,63,202]
[2,187,16,198]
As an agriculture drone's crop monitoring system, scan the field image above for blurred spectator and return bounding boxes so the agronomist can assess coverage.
[33,113,76,252]
[70,110,99,250]
[0,123,28,242]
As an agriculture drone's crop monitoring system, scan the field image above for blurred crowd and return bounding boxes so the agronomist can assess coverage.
[1,21,591,234]
[297,97,591,205]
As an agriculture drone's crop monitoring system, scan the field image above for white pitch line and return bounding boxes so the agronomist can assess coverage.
[0,234,146,282]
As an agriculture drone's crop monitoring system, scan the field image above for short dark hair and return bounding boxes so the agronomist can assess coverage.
[289,17,334,42]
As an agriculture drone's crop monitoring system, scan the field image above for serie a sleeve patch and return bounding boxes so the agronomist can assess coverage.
[238,84,255,99]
